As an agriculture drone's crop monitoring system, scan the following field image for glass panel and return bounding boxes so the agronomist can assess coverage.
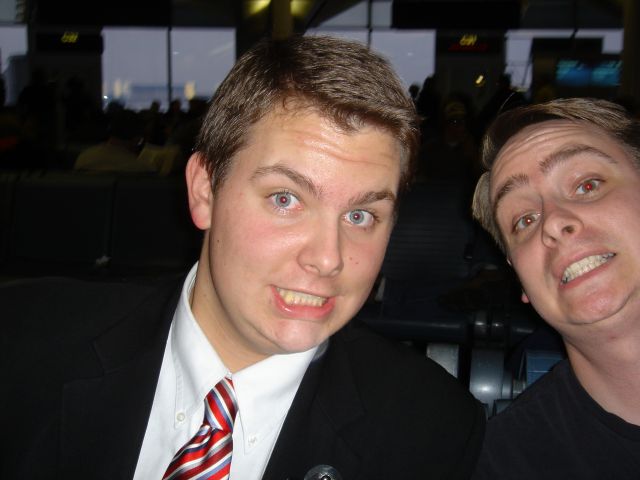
[102,27,168,110]
[0,0,18,22]
[0,24,27,104]
[371,0,392,28]
[504,29,623,92]
[371,30,436,89]
[576,29,623,53]
[315,1,368,28]
[0,25,26,62]
[505,35,532,90]
[170,28,235,104]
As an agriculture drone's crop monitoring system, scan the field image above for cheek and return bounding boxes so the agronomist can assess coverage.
[214,207,299,267]
[346,236,389,282]
[511,252,544,291]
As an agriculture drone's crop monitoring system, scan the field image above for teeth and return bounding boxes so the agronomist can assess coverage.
[276,288,327,307]
[562,253,615,284]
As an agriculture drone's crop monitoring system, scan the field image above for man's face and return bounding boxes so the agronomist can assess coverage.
[188,108,401,371]
[490,120,640,339]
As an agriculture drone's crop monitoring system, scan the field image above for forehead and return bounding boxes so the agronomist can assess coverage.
[253,106,399,158]
[490,119,631,198]
[231,106,402,187]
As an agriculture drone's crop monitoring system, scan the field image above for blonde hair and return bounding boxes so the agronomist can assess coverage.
[472,97,640,252]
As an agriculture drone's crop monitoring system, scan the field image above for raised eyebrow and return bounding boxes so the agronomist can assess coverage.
[539,144,617,175]
[348,190,397,209]
[491,145,616,215]
[492,173,528,216]
[251,164,321,198]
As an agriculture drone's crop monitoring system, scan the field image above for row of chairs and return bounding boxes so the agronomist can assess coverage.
[0,170,201,278]
[354,180,559,414]
[360,179,491,345]
[1,171,560,413]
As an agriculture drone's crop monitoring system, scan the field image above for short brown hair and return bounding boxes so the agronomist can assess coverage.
[195,35,420,194]
[472,97,640,252]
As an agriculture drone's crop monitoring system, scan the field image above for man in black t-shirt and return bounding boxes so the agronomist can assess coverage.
[471,98,640,478]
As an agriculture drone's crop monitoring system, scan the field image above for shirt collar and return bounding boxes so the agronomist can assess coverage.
[233,344,319,452]
[172,263,321,451]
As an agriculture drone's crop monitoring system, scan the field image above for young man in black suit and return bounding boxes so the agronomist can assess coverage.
[2,35,484,480]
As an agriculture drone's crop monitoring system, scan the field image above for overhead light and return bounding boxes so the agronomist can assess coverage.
[291,0,311,17]
[245,0,271,16]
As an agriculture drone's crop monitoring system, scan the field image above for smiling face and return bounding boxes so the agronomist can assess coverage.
[490,119,640,339]
[186,107,401,371]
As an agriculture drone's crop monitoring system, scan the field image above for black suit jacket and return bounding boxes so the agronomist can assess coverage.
[1,276,484,479]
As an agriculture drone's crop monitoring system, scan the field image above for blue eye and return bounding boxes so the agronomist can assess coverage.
[347,209,374,227]
[513,213,539,232]
[576,178,601,195]
[270,191,300,211]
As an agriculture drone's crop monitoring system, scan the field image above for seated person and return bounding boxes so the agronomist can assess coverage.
[74,109,156,173]
[471,97,640,479]
[3,35,484,480]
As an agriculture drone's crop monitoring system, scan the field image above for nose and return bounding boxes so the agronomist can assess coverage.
[541,203,582,248]
[298,219,344,277]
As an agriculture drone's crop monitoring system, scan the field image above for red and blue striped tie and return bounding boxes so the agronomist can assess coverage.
[163,377,238,480]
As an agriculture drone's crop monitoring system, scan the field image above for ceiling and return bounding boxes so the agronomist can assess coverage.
[31,0,624,30]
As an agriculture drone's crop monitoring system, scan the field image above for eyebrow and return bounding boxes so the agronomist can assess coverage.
[251,163,397,208]
[251,164,321,198]
[539,144,616,174]
[348,189,397,208]
[492,144,617,215]
[492,173,528,214]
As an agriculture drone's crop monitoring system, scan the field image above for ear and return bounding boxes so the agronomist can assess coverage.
[521,290,530,303]
[185,153,213,230]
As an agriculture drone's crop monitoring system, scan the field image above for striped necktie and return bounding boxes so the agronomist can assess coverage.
[163,377,238,480]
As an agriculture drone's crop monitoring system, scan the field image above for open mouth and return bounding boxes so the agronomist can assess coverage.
[276,287,328,307]
[561,253,615,284]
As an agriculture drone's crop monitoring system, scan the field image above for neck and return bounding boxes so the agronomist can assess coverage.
[565,326,640,425]
[190,244,266,373]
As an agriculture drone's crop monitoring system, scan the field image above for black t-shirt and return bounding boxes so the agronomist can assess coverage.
[473,359,640,479]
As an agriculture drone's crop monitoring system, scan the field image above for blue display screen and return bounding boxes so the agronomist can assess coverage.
[556,58,621,87]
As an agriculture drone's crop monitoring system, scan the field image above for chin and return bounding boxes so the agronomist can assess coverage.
[564,301,628,326]
[271,326,331,354]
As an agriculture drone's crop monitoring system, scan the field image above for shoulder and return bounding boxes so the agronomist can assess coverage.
[1,275,182,352]
[1,275,174,316]
[473,360,579,479]
[1,275,183,400]
[333,322,477,406]
[331,323,485,470]
[487,359,571,431]
[336,326,484,436]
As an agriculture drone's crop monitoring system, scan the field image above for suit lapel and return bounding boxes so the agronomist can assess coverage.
[262,331,364,480]
[59,279,180,479]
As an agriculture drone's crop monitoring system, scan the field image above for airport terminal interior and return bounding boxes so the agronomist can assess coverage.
[1,0,637,415]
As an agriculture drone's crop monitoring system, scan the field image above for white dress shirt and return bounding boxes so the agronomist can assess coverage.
[134,264,319,479]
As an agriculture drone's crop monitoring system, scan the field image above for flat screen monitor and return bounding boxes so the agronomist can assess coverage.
[555,58,621,88]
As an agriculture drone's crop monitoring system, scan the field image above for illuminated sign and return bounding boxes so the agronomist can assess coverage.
[36,32,104,53]
[459,34,477,47]
[436,34,503,55]
[61,31,79,43]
